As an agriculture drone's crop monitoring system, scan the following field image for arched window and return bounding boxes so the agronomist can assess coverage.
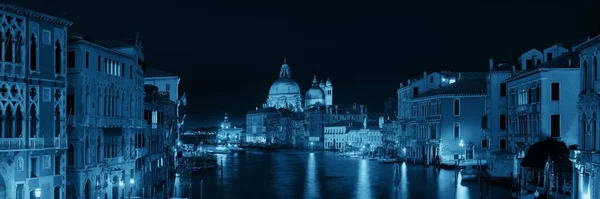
[15,106,22,138]
[55,40,62,74]
[595,57,598,81]
[67,144,74,166]
[97,136,101,163]
[5,105,12,138]
[30,105,37,138]
[29,34,37,71]
[121,137,125,156]
[584,60,589,93]
[594,113,597,150]
[5,31,13,62]
[55,106,60,137]
[85,136,90,164]
[583,114,587,150]
[453,123,460,139]
[453,99,460,116]
[15,31,22,63]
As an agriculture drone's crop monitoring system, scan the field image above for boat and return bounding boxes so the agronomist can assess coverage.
[460,167,478,181]
[379,159,403,163]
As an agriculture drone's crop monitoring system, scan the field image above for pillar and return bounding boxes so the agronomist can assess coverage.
[572,162,578,199]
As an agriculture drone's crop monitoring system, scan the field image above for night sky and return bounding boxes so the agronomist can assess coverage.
[10,0,600,126]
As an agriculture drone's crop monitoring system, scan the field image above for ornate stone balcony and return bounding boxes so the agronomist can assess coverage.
[0,138,24,151]
[54,137,67,148]
[572,150,600,164]
[29,138,44,149]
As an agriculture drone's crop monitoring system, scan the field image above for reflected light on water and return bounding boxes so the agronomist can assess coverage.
[455,173,470,199]
[356,159,372,199]
[400,162,408,198]
[304,152,320,199]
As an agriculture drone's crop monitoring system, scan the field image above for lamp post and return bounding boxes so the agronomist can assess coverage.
[129,179,135,199]
[119,180,124,199]
[310,142,314,151]
[34,188,41,198]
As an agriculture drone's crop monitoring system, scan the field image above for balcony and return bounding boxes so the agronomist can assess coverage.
[29,138,44,149]
[54,137,67,148]
[105,156,125,165]
[0,138,24,151]
[508,134,540,145]
[572,150,600,164]
[135,148,148,159]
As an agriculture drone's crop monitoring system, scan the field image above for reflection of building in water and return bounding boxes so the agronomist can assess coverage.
[246,59,367,148]
[218,113,243,143]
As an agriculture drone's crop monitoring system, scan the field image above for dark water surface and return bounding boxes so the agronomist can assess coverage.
[179,150,510,199]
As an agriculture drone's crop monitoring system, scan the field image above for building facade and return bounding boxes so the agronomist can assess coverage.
[65,33,145,199]
[0,4,72,199]
[217,114,242,144]
[572,32,600,199]
[397,71,458,158]
[407,73,487,165]
[140,84,176,198]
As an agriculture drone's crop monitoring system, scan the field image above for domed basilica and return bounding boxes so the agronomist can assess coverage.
[263,58,333,112]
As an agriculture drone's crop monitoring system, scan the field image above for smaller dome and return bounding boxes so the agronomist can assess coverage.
[306,87,324,100]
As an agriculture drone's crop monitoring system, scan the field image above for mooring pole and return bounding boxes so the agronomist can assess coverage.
[200,180,204,199]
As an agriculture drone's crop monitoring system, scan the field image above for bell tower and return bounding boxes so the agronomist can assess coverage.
[324,78,333,106]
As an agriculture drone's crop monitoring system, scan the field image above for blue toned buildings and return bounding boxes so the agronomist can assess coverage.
[572,32,600,199]
[486,45,579,178]
[66,33,146,199]
[397,71,459,161]
[406,72,487,165]
[0,3,72,199]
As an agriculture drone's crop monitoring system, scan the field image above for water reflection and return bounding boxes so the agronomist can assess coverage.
[304,152,320,199]
[400,162,408,198]
[456,174,470,199]
[355,159,372,199]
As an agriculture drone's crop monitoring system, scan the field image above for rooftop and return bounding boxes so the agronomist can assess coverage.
[414,72,487,99]
[0,3,73,26]
[145,67,175,78]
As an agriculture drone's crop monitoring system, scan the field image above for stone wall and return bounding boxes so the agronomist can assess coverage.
[489,153,517,178]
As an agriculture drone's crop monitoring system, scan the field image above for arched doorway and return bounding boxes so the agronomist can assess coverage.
[54,186,60,199]
[0,173,5,198]
[84,179,91,199]
[66,183,77,199]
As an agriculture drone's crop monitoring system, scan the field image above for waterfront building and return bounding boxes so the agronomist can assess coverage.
[486,45,578,178]
[140,84,177,198]
[66,33,145,199]
[324,120,361,151]
[180,127,217,145]
[397,71,458,158]
[0,3,72,199]
[346,118,384,153]
[246,59,367,148]
[324,119,384,153]
[407,72,487,165]
[572,31,600,199]
[217,113,242,144]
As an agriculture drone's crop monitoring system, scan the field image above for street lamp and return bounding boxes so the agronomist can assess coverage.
[119,180,124,199]
[34,188,41,198]
[310,142,314,151]
[129,178,135,198]
[459,140,465,159]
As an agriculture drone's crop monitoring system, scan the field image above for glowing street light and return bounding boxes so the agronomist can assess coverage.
[34,188,41,198]
[129,178,135,185]
[459,140,465,148]
[119,180,124,187]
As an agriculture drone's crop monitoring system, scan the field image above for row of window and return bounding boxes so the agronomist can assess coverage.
[582,56,599,93]
[67,50,135,79]
[507,82,560,106]
[17,155,62,179]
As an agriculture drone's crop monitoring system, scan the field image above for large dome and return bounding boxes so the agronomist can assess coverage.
[305,87,324,100]
[269,78,301,96]
[305,75,325,107]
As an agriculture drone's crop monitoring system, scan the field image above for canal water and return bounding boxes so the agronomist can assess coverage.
[179,150,510,199]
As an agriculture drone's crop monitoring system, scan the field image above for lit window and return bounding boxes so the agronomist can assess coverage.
[151,111,157,129]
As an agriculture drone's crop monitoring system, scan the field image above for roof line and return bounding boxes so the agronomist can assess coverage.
[0,3,73,26]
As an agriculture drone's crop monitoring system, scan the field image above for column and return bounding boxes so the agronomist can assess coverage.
[572,162,578,199]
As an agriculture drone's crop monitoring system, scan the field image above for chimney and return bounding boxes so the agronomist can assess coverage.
[423,71,428,88]
[335,105,338,115]
[360,105,364,115]
[489,58,494,70]
[400,82,404,88]
[458,72,462,80]
[379,116,384,128]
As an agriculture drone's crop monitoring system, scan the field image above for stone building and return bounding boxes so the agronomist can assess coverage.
[397,71,458,158]
[572,31,600,199]
[65,32,145,199]
[485,45,578,178]
[139,84,177,198]
[407,72,487,165]
[0,3,72,199]
[217,113,243,144]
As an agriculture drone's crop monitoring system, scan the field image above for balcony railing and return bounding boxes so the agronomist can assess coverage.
[573,151,600,164]
[54,137,67,148]
[0,138,24,150]
[135,148,148,159]
[29,138,44,149]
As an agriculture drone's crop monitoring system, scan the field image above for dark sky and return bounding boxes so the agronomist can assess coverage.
[10,0,600,126]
